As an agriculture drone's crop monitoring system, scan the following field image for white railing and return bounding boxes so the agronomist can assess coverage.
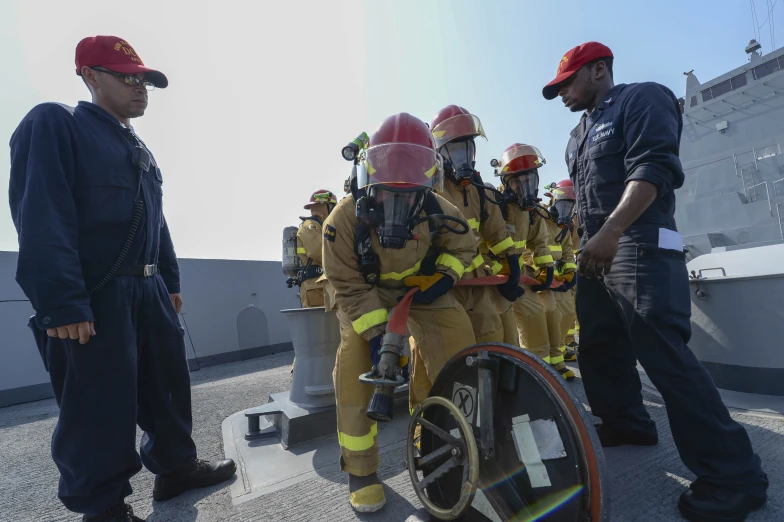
[773,178,784,198]
[748,181,772,211]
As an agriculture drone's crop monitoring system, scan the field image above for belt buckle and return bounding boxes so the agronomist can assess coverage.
[143,264,155,277]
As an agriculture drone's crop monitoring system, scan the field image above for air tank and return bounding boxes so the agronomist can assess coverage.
[282,226,300,278]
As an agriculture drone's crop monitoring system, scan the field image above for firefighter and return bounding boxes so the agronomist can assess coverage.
[493,144,554,358]
[542,180,579,379]
[296,190,337,308]
[322,112,478,513]
[428,105,521,342]
[288,190,337,376]
[563,212,580,354]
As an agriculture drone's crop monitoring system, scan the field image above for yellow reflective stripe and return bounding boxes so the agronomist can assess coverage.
[491,262,503,275]
[514,240,527,249]
[562,262,577,271]
[553,265,561,276]
[549,245,562,252]
[409,408,415,416]
[534,255,554,265]
[542,355,551,363]
[489,236,514,255]
[467,218,480,231]
[558,346,567,353]
[518,256,526,269]
[573,249,579,254]
[338,423,378,451]
[379,259,422,281]
[296,247,307,254]
[436,253,465,278]
[567,329,575,335]
[550,354,565,364]
[352,309,388,334]
[467,254,485,272]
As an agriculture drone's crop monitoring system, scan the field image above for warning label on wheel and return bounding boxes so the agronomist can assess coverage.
[452,382,478,425]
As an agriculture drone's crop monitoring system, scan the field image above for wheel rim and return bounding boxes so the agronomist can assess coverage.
[407,396,481,520]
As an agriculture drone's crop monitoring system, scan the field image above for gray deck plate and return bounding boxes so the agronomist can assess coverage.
[223,398,412,506]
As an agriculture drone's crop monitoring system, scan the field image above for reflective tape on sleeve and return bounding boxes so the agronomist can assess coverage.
[436,253,466,278]
[352,308,388,335]
[533,255,554,265]
[489,236,514,255]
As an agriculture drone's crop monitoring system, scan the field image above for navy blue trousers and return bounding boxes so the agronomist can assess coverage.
[576,243,768,499]
[38,275,197,515]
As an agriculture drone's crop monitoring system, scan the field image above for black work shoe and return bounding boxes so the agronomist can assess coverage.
[678,479,766,522]
[563,348,577,362]
[152,456,237,502]
[595,424,658,447]
[83,503,144,521]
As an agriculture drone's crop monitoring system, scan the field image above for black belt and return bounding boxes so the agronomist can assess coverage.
[114,264,159,277]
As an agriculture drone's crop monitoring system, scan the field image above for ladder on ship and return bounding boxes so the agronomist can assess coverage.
[774,179,784,240]
[733,149,759,202]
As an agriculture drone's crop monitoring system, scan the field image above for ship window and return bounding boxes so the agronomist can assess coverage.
[711,79,732,97]
[752,58,780,79]
[690,95,698,107]
[731,72,747,89]
[701,88,713,101]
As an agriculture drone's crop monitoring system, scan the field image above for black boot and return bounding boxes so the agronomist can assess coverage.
[595,423,658,447]
[678,479,766,522]
[152,456,237,502]
[82,503,144,521]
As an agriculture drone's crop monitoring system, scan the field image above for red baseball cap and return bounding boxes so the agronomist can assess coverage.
[75,36,168,89]
[542,42,613,100]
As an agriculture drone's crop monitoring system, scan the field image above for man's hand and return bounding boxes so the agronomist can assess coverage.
[577,227,621,278]
[578,180,659,278]
[170,293,183,314]
[47,321,96,344]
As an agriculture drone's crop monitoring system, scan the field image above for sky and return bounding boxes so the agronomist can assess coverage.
[0,0,779,261]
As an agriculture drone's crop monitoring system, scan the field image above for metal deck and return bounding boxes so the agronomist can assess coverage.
[1,352,782,521]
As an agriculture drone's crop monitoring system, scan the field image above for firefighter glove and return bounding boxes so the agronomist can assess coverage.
[403,272,454,304]
[530,266,554,291]
[498,254,524,302]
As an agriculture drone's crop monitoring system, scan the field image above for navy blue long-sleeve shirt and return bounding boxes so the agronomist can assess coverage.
[565,82,685,246]
[9,101,180,329]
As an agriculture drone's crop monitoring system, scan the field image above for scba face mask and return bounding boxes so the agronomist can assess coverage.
[550,199,576,227]
[506,170,539,211]
[366,186,426,249]
[440,139,477,186]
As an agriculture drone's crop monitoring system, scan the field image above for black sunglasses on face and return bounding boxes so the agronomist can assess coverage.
[92,67,155,91]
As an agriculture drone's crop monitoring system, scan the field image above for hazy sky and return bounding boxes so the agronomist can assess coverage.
[0,0,778,261]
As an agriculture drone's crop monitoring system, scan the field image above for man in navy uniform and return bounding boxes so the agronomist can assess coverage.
[542,42,768,521]
[8,36,235,522]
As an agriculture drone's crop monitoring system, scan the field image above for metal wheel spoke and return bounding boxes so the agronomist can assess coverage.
[416,443,453,469]
[417,456,459,491]
[418,417,459,445]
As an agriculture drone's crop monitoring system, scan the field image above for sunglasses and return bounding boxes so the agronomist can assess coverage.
[92,67,155,91]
